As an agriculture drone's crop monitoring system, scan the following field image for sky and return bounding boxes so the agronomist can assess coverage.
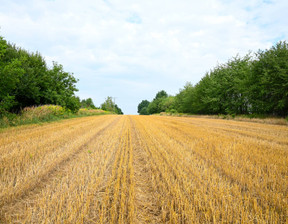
[0,0,287,114]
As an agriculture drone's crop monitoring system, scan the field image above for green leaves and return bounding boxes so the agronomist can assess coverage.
[0,36,80,114]
[249,41,288,116]
[140,41,288,117]
[81,98,96,109]
[137,90,170,115]
[137,100,150,115]
[0,37,7,59]
[101,96,123,114]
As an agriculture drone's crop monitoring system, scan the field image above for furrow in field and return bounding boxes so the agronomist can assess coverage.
[1,115,287,223]
[133,116,288,223]
[0,116,110,176]
[171,116,288,145]
[132,116,198,222]
[0,116,120,210]
[0,116,96,148]
[1,115,124,223]
[95,116,135,224]
[130,116,162,223]
[158,116,288,200]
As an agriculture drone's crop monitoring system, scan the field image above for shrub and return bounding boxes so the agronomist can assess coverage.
[21,105,66,121]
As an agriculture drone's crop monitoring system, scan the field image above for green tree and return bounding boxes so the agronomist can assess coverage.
[0,36,6,58]
[160,96,176,112]
[0,36,80,114]
[115,104,124,115]
[81,98,96,109]
[248,41,288,116]
[139,106,149,115]
[147,99,159,114]
[0,39,25,113]
[137,100,150,114]
[175,82,195,113]
[101,96,114,112]
[42,62,79,111]
[101,96,123,114]
[155,90,168,99]
[147,90,169,114]
[182,55,252,115]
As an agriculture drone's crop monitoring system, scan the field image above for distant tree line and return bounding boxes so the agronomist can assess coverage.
[0,36,124,115]
[80,97,123,114]
[101,96,123,114]
[138,41,288,117]
[80,98,97,109]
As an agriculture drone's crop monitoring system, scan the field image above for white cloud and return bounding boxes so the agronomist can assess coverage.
[0,0,287,114]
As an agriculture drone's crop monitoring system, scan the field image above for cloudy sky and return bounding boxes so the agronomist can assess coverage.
[0,0,287,114]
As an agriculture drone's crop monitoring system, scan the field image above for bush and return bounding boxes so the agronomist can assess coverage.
[21,105,66,121]
[77,108,109,116]
[170,109,178,114]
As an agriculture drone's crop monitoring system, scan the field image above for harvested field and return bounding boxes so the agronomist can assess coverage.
[0,115,287,223]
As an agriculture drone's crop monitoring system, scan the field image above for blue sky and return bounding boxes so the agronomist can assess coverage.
[0,0,287,114]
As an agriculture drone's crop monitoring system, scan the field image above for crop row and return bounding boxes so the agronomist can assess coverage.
[1,115,287,223]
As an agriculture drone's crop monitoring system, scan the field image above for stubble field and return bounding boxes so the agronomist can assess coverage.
[0,115,287,223]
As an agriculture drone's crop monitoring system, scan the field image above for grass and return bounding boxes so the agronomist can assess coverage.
[0,105,113,129]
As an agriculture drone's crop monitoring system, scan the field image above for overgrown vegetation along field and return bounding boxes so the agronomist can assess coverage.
[0,115,287,223]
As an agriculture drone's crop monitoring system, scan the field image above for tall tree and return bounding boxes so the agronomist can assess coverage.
[101,96,123,114]
[81,98,96,109]
[154,90,168,100]
[137,100,150,114]
[0,39,25,113]
[0,36,80,113]
[147,90,169,114]
[248,41,288,116]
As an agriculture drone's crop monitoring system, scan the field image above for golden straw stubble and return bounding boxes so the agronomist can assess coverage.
[0,115,287,223]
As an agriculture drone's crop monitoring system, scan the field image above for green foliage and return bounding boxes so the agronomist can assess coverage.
[191,54,252,115]
[173,43,288,117]
[147,99,159,114]
[147,90,169,114]
[175,82,196,113]
[115,104,124,115]
[0,38,25,113]
[0,105,112,129]
[248,41,288,116]
[0,105,66,128]
[0,36,6,59]
[81,98,96,109]
[137,100,150,114]
[64,96,81,113]
[0,36,80,114]
[101,96,114,112]
[139,41,288,117]
[160,96,176,112]
[139,106,149,115]
[43,62,79,112]
[101,96,123,114]
[154,90,168,99]
[0,95,15,115]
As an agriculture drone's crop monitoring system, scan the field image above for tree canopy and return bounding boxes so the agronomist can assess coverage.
[137,100,150,115]
[101,96,123,114]
[137,41,288,117]
[81,98,97,109]
[0,36,80,114]
[137,90,171,115]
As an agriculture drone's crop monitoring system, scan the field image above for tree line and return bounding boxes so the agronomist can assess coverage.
[80,97,123,114]
[138,41,288,117]
[0,36,123,115]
